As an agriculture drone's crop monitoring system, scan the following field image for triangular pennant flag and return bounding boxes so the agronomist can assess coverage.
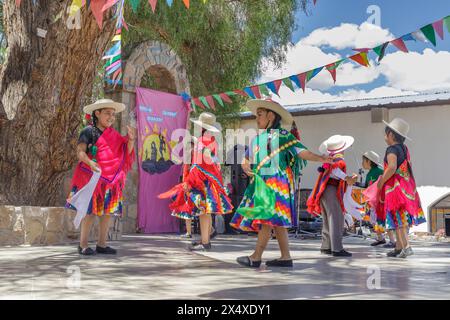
[166,0,173,6]
[391,38,408,53]
[213,94,225,108]
[266,80,282,96]
[219,93,233,104]
[205,95,216,110]
[258,84,270,97]
[148,0,157,12]
[325,63,337,83]
[353,48,370,53]
[350,52,369,67]
[306,66,323,81]
[233,89,247,97]
[282,77,295,92]
[372,42,389,62]
[401,33,416,42]
[289,75,301,90]
[193,98,205,109]
[102,0,119,12]
[411,30,428,42]
[182,0,190,9]
[70,0,83,16]
[420,24,437,46]
[130,0,141,12]
[199,96,210,109]
[432,19,444,40]
[250,85,262,99]
[298,73,307,92]
[91,0,108,28]
[445,16,450,34]
[244,87,256,99]
[15,0,21,6]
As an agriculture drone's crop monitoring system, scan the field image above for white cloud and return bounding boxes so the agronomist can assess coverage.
[300,22,394,50]
[380,48,450,91]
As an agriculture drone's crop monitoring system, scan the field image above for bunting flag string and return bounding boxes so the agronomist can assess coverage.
[190,15,450,111]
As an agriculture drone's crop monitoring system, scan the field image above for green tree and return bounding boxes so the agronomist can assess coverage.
[124,0,308,122]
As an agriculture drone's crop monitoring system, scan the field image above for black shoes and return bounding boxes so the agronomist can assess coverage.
[387,249,402,257]
[371,239,387,246]
[236,256,261,268]
[266,259,293,267]
[96,245,117,254]
[332,250,352,257]
[78,246,96,256]
[320,249,332,255]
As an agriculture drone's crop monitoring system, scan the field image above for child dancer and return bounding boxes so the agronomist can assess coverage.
[159,112,232,251]
[230,99,330,268]
[358,151,396,247]
[307,135,358,257]
[66,99,136,255]
[376,118,426,258]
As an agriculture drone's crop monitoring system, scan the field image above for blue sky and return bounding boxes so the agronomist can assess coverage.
[261,0,450,105]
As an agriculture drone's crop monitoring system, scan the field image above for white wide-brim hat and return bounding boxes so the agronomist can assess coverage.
[363,150,381,166]
[190,112,220,133]
[383,118,411,140]
[319,135,354,155]
[246,99,294,126]
[83,99,126,114]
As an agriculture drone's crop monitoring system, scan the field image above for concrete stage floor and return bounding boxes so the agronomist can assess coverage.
[0,234,448,299]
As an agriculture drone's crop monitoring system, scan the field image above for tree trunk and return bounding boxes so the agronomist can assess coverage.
[0,1,116,206]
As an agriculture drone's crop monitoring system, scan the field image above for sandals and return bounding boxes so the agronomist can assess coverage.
[236,256,261,268]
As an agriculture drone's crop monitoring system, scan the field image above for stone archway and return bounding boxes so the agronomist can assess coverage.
[118,41,190,234]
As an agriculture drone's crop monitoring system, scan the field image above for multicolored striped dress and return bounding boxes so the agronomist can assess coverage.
[159,135,233,219]
[66,127,135,217]
[375,145,426,232]
[230,128,307,232]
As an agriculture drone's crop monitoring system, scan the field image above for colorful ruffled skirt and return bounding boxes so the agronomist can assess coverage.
[66,186,123,217]
[171,179,233,219]
[230,167,297,232]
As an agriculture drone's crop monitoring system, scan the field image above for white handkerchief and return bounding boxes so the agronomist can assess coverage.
[69,170,101,229]
[343,186,364,221]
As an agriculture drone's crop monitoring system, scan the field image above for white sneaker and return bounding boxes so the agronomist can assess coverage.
[398,247,414,258]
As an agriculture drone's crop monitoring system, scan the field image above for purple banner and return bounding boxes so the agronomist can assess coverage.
[136,88,189,233]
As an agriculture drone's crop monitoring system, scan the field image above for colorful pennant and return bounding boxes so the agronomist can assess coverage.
[190,15,450,110]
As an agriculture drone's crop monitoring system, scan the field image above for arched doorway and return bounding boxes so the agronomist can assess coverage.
[429,193,450,236]
[118,40,190,234]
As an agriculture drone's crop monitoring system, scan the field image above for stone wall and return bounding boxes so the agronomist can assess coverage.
[0,206,121,247]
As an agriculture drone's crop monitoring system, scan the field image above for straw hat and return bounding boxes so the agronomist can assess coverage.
[246,99,294,126]
[319,135,354,155]
[383,118,411,140]
[190,112,220,133]
[363,150,381,166]
[83,99,126,114]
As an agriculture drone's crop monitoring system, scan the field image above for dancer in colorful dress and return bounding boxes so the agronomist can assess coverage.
[307,135,358,257]
[66,99,136,255]
[375,118,426,258]
[231,99,331,268]
[159,112,233,251]
[357,151,396,247]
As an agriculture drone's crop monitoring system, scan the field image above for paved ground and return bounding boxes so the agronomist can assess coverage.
[0,234,449,299]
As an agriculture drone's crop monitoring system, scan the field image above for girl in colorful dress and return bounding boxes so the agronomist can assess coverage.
[358,151,396,247]
[376,118,426,258]
[66,99,136,255]
[231,99,331,268]
[159,112,233,251]
[307,135,358,257]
